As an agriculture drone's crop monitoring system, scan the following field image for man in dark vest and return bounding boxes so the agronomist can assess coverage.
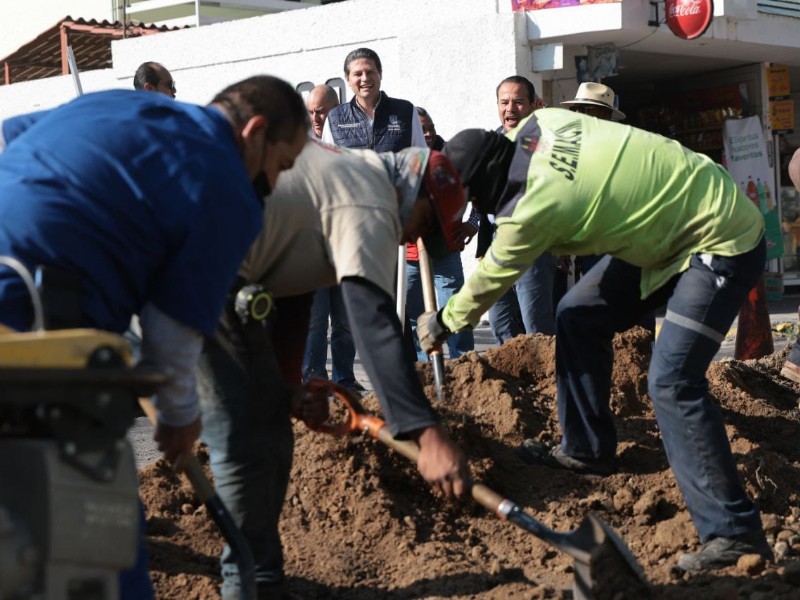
[322,47,425,152]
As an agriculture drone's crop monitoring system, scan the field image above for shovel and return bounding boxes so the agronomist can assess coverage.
[416,238,446,403]
[139,397,257,600]
[308,380,649,600]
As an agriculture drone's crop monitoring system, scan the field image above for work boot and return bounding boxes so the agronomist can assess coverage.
[780,341,800,384]
[222,569,285,600]
[676,531,774,572]
[515,439,616,476]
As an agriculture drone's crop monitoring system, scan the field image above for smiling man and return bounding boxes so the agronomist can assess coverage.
[321,47,425,151]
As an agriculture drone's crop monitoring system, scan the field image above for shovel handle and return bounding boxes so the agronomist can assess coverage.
[372,425,506,513]
[138,398,257,600]
[416,238,447,403]
[138,399,215,500]
[308,381,507,515]
[309,382,647,590]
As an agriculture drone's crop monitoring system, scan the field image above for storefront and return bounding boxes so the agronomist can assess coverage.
[610,63,798,287]
[521,0,800,286]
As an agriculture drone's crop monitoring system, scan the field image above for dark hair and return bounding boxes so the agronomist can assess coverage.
[211,75,309,142]
[495,75,536,102]
[343,48,382,77]
[416,106,434,124]
[133,62,163,90]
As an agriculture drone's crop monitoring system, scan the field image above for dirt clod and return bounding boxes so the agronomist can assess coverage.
[142,330,800,598]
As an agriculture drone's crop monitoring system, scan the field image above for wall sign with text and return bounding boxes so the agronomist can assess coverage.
[665,0,713,40]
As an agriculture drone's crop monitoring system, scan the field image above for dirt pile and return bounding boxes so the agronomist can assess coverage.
[142,328,800,598]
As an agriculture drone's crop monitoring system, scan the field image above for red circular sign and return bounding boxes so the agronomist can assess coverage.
[665,0,714,40]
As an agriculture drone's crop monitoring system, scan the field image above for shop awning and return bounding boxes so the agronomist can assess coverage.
[1,17,184,86]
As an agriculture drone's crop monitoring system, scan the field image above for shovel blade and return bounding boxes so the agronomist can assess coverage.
[569,513,649,600]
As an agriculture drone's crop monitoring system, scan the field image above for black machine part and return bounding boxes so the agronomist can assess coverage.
[0,356,166,600]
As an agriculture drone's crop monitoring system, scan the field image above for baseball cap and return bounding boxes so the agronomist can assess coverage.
[443,129,515,215]
[422,151,466,258]
[380,147,466,259]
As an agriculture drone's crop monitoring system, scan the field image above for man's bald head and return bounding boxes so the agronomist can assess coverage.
[307,84,340,138]
[134,62,176,98]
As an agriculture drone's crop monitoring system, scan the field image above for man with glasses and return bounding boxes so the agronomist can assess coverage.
[133,61,176,99]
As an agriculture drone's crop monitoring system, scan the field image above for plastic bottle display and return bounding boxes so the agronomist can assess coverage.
[746,176,759,208]
[756,178,767,213]
[764,180,774,211]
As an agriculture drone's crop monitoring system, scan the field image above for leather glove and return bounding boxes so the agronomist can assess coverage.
[417,310,451,354]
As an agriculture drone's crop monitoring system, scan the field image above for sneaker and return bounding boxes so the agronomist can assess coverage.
[347,380,368,393]
[780,342,800,384]
[676,531,774,572]
[338,380,368,397]
[515,439,616,476]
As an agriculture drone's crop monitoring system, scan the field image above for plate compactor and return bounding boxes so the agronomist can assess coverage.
[0,328,166,600]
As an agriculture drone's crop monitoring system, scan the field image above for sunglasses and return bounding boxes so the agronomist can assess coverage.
[161,79,176,94]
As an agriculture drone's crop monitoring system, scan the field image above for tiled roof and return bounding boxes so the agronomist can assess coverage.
[1,16,184,85]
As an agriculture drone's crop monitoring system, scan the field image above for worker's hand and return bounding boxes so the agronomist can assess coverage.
[414,425,470,500]
[556,255,572,274]
[154,417,202,471]
[290,383,330,428]
[453,222,479,248]
[417,310,451,354]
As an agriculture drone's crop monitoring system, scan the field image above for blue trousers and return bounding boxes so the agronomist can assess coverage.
[555,240,766,541]
[489,252,556,343]
[302,286,358,386]
[118,502,153,600]
[197,308,293,597]
[406,253,474,361]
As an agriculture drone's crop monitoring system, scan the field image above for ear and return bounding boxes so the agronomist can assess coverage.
[241,115,268,142]
[143,82,156,92]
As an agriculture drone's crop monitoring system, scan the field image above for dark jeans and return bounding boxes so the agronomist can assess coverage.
[489,252,556,343]
[302,285,357,385]
[555,239,766,541]
[197,302,293,596]
[118,503,153,600]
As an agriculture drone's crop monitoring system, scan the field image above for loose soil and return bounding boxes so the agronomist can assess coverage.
[141,328,800,598]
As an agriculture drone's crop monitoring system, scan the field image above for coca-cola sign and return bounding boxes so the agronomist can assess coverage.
[665,0,713,40]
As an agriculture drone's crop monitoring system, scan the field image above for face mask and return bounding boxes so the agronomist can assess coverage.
[251,171,272,199]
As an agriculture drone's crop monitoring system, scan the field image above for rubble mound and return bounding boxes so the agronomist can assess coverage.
[142,329,800,598]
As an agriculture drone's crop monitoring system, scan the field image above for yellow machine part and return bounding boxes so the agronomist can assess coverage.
[0,328,133,368]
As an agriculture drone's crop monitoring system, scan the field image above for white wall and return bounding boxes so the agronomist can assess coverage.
[109,0,526,139]
[0,69,122,116]
[0,0,527,282]
[0,0,531,136]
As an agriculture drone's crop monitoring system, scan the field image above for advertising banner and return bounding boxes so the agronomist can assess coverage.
[723,116,781,260]
[511,0,619,11]
[766,64,794,135]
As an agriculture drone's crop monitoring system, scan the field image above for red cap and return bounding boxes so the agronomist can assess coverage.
[422,151,466,258]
